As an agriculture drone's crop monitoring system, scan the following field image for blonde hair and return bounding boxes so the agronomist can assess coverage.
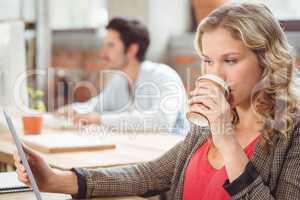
[195,2,300,149]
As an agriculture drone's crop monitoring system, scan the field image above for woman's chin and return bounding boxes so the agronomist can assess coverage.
[233,99,253,109]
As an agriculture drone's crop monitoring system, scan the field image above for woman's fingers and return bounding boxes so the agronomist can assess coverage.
[18,170,28,181]
[189,93,218,106]
[15,160,26,175]
[189,103,214,116]
[189,84,229,114]
[22,144,37,157]
[190,86,210,96]
[191,81,224,97]
[189,96,225,121]
[19,163,26,173]
[13,151,21,163]
[21,144,42,164]
[14,145,35,159]
[190,85,224,105]
[15,160,31,185]
[189,101,211,111]
[14,148,34,186]
[17,172,31,186]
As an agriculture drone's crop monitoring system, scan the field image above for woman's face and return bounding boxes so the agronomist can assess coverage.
[201,27,263,108]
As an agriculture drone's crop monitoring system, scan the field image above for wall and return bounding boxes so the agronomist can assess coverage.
[107,0,190,62]
[107,0,149,25]
[0,0,36,22]
[148,0,190,62]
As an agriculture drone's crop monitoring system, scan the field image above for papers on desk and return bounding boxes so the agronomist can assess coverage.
[21,134,116,153]
[0,172,31,194]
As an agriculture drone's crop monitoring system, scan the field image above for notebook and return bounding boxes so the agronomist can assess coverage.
[21,134,116,153]
[0,172,31,194]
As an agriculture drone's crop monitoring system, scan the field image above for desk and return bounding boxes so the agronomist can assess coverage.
[0,191,146,200]
[0,119,183,170]
[0,125,178,199]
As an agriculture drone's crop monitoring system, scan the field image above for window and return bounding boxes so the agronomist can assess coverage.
[50,0,108,30]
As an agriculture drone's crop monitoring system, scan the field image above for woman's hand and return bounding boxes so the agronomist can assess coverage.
[189,80,250,182]
[14,144,78,194]
[14,145,57,191]
[188,80,236,151]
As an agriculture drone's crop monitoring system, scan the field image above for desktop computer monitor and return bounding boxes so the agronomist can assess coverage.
[0,20,28,132]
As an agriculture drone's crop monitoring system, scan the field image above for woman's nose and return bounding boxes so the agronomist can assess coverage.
[207,63,226,80]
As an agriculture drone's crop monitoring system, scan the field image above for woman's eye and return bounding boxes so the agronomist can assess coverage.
[225,59,237,65]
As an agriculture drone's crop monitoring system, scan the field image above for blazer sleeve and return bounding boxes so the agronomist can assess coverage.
[71,134,189,199]
[223,122,300,200]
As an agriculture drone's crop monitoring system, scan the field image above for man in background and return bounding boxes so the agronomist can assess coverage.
[57,17,188,133]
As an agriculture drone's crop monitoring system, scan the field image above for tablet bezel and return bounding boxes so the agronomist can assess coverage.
[3,111,42,200]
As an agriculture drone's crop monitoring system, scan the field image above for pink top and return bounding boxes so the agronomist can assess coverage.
[183,136,259,200]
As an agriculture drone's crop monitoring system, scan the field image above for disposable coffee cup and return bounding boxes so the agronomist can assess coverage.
[187,74,230,127]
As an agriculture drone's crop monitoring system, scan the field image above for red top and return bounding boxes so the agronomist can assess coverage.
[183,136,259,200]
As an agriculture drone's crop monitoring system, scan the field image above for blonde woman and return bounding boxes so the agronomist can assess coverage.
[14,2,300,200]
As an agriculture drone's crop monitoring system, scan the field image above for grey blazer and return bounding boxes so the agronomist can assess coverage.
[72,121,300,200]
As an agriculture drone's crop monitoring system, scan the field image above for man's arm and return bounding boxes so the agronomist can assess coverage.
[100,78,187,132]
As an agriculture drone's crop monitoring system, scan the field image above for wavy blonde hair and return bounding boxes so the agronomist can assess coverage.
[195,2,300,149]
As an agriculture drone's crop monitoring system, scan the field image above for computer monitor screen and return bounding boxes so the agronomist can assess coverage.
[0,20,28,131]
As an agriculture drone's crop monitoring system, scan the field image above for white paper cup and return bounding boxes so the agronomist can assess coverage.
[187,74,230,127]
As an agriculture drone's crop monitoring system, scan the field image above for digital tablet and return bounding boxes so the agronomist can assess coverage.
[3,110,42,200]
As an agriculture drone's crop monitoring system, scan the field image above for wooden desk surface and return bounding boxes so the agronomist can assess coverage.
[0,121,183,170]
[0,191,146,200]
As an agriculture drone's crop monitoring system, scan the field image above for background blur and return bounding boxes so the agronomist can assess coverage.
[1,0,300,111]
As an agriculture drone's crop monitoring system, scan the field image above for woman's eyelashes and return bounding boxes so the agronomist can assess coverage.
[202,58,238,66]
[224,58,237,65]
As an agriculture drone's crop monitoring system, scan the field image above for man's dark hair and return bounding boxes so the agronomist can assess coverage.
[106,17,150,62]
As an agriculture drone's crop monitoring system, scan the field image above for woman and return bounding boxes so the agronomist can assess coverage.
[15,2,300,200]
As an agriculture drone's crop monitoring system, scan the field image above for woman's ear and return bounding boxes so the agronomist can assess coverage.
[126,43,139,60]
